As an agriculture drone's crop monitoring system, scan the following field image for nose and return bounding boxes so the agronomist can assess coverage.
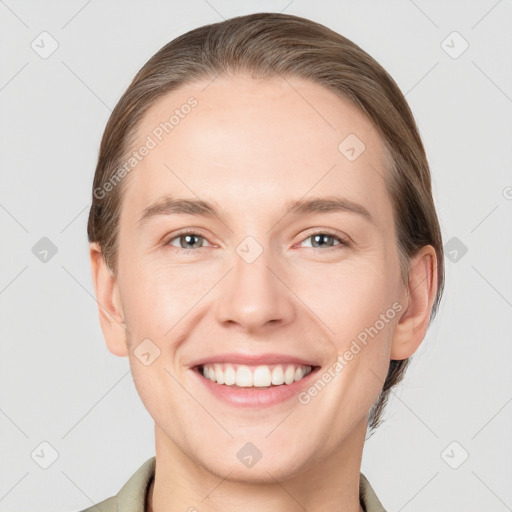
[214,243,296,333]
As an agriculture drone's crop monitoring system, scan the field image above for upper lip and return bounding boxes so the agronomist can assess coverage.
[188,353,320,368]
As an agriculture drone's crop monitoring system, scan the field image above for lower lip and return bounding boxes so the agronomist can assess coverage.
[192,367,320,408]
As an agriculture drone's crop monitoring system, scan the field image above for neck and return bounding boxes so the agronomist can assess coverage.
[147,419,367,512]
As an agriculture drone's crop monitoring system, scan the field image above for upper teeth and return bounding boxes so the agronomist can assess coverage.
[201,364,312,387]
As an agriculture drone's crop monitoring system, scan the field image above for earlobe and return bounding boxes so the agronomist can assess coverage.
[390,245,438,360]
[89,242,128,357]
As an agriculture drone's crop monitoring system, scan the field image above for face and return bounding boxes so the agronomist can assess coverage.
[109,75,408,481]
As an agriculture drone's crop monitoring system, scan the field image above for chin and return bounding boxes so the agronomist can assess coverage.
[195,436,317,483]
[205,455,309,484]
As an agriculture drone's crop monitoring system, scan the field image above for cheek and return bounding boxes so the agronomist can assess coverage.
[318,266,400,385]
[121,260,211,335]
[318,261,398,328]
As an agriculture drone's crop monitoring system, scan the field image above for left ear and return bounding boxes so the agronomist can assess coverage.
[391,244,439,360]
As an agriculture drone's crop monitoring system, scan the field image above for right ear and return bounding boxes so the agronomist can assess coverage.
[89,242,128,357]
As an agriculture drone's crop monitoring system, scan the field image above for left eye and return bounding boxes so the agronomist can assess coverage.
[299,232,347,249]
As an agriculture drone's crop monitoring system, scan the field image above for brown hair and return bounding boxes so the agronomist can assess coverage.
[87,12,445,434]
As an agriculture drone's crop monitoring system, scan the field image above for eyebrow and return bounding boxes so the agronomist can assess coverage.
[137,195,375,227]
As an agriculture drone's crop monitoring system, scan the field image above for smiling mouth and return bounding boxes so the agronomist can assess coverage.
[196,363,318,388]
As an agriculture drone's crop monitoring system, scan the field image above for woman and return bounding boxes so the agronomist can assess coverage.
[85,12,443,512]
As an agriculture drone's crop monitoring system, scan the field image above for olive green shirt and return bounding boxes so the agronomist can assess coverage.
[78,457,387,512]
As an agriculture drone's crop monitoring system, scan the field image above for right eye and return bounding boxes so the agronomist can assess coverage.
[164,230,213,251]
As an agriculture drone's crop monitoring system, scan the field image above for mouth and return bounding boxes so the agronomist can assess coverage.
[191,359,321,408]
[188,353,322,407]
[195,362,317,388]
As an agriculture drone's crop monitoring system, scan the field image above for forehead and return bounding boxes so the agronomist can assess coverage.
[121,74,393,229]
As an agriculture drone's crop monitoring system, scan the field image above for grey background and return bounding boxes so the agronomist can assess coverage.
[1,1,511,511]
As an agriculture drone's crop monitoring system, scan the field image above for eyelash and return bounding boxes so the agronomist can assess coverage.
[163,228,350,252]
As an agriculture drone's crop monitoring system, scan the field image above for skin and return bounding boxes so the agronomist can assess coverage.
[90,75,438,512]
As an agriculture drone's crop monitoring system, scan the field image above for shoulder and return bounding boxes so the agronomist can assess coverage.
[76,495,117,512]
[359,472,387,512]
[73,456,156,512]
